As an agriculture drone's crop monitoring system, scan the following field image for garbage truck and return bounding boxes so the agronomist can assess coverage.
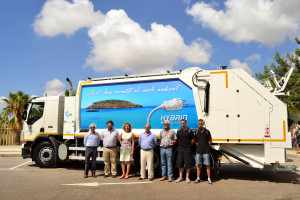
[21,67,291,175]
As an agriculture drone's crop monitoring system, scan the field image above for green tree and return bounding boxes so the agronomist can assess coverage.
[255,37,300,113]
[0,91,30,144]
[64,90,76,96]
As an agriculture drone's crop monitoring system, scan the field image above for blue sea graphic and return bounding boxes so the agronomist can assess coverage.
[80,79,199,130]
[80,106,198,130]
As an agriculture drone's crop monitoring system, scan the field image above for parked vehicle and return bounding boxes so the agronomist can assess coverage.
[21,67,291,176]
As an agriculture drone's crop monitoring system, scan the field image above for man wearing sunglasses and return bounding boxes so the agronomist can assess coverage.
[84,123,100,178]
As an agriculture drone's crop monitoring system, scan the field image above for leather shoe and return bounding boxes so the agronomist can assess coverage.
[138,177,143,180]
[112,175,116,178]
[168,178,173,182]
[84,174,88,178]
[149,178,154,181]
[160,177,166,181]
[92,174,97,178]
[104,175,109,178]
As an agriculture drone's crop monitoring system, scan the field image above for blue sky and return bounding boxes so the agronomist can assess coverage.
[0,0,299,111]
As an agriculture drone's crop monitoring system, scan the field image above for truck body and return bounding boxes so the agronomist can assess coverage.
[21,67,291,173]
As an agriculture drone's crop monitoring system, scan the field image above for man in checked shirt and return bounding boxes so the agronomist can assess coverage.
[159,120,177,182]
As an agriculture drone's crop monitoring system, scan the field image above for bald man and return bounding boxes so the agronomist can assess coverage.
[138,124,158,181]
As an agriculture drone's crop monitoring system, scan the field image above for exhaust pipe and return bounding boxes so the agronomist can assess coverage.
[66,78,73,96]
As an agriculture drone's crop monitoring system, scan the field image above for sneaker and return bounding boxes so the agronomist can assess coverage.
[186,177,190,183]
[194,178,201,183]
[208,179,212,185]
[176,177,183,183]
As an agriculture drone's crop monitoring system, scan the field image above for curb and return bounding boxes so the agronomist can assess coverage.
[0,153,21,157]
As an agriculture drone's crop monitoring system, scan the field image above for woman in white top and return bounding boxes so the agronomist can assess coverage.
[119,122,135,179]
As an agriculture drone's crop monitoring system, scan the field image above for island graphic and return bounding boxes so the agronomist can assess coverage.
[87,100,142,110]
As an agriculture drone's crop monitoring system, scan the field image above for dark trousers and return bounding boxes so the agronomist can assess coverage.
[84,146,97,175]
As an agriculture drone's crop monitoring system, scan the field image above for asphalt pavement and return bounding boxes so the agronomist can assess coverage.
[0,147,300,200]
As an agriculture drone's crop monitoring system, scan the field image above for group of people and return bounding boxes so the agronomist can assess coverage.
[83,119,213,185]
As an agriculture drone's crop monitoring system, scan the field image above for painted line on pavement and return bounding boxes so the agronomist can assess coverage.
[62,181,153,187]
[10,160,32,170]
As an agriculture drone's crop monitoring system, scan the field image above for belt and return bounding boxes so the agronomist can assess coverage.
[105,146,116,148]
[142,149,153,151]
[87,146,97,148]
[161,146,173,149]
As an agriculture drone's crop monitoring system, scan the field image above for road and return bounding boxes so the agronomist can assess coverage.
[0,152,300,200]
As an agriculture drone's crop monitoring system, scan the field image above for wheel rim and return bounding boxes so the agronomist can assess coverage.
[39,147,54,163]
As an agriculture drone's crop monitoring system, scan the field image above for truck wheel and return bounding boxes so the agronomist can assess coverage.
[153,149,161,177]
[34,141,56,168]
[211,159,220,178]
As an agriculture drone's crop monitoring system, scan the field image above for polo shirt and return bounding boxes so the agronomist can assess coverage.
[177,128,194,149]
[195,128,212,154]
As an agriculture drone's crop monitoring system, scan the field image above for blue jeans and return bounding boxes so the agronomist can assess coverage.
[195,153,210,166]
[160,148,173,178]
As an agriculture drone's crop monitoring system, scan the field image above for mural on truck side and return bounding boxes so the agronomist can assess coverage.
[80,79,198,130]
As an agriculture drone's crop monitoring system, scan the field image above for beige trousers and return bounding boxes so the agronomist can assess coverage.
[103,147,117,176]
[140,149,154,179]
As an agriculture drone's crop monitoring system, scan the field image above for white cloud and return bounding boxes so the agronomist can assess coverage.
[33,0,104,37]
[44,79,65,96]
[0,96,6,114]
[85,9,212,73]
[186,0,300,46]
[33,1,212,73]
[229,59,253,75]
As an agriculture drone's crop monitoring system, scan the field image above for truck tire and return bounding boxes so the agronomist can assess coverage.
[199,152,220,179]
[211,159,220,178]
[153,148,161,177]
[34,141,56,168]
[133,147,161,177]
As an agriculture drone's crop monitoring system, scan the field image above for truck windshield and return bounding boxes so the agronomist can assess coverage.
[27,103,44,125]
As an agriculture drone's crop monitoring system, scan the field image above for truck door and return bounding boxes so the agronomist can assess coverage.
[23,102,45,141]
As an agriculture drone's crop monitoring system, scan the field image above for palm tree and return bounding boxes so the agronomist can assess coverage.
[0,91,30,145]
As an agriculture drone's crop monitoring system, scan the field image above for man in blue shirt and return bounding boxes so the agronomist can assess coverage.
[138,124,158,181]
[84,123,100,178]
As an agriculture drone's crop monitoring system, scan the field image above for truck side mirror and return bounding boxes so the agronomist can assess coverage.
[22,111,27,121]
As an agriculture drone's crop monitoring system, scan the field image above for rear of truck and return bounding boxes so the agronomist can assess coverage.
[197,68,291,168]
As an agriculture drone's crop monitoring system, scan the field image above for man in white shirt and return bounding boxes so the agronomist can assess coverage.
[101,120,119,178]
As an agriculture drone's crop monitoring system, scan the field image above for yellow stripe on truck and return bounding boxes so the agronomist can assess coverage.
[210,71,228,88]
[77,81,93,95]
[213,121,286,143]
